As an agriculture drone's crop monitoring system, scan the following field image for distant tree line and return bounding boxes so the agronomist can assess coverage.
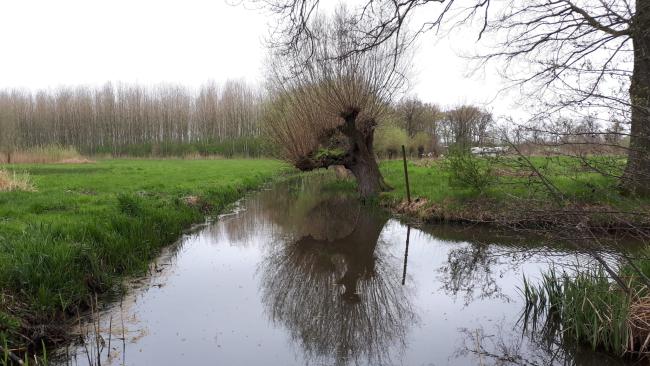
[502,115,629,157]
[0,80,267,159]
[375,100,495,159]
[375,98,631,160]
[1,79,627,164]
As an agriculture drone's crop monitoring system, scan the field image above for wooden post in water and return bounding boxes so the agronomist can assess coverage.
[401,145,411,203]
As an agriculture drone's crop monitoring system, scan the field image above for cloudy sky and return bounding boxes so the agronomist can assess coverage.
[0,0,517,116]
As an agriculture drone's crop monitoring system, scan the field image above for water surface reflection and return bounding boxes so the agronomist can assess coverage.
[259,193,414,365]
[55,174,632,366]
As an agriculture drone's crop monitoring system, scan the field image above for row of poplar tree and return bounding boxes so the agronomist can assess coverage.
[0,80,264,156]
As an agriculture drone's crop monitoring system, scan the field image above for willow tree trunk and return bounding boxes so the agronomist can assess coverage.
[339,110,391,198]
[622,1,650,195]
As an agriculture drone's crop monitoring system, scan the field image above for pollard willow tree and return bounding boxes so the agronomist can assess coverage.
[265,9,409,197]
[257,0,650,195]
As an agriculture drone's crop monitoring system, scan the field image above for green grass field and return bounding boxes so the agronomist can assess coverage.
[379,156,647,211]
[0,159,286,348]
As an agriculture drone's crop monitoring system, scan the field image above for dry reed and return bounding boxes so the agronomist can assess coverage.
[0,146,91,164]
[629,293,650,355]
[0,170,36,192]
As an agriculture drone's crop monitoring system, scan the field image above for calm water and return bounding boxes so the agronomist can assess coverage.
[55,175,633,366]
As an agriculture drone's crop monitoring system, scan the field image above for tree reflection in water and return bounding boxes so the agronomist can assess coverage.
[435,229,583,307]
[438,242,518,306]
[257,176,416,366]
[455,322,630,366]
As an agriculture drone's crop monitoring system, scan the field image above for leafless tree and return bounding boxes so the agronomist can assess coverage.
[440,105,493,150]
[395,98,442,137]
[265,6,410,197]
[0,92,21,163]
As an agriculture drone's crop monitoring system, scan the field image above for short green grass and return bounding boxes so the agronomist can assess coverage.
[0,159,286,347]
[379,156,648,210]
[380,159,470,204]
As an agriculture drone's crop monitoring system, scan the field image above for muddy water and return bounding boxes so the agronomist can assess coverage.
[55,175,633,366]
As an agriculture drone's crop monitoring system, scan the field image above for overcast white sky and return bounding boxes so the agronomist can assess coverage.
[0,0,519,117]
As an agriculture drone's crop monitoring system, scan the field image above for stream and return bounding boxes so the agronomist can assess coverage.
[53,174,635,365]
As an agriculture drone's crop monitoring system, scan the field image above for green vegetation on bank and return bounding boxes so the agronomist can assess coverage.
[0,159,286,349]
[379,155,649,224]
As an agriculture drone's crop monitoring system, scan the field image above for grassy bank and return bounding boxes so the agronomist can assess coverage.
[379,156,650,228]
[0,159,286,351]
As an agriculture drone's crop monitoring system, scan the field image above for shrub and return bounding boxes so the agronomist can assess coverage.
[375,125,408,159]
[315,147,345,161]
[443,148,495,192]
[408,132,433,157]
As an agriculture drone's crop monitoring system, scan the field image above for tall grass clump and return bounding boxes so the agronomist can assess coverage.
[0,170,35,192]
[0,145,89,164]
[521,262,650,358]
